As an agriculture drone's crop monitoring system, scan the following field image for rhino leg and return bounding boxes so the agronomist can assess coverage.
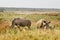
[11,23,15,28]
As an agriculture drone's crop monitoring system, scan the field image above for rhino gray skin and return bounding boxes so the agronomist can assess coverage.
[11,18,31,29]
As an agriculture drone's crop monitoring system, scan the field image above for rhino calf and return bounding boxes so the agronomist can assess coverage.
[36,19,50,29]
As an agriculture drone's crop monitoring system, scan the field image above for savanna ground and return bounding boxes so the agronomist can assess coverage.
[0,12,60,40]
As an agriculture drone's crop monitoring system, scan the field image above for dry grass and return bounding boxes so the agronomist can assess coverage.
[0,18,9,31]
[0,12,60,40]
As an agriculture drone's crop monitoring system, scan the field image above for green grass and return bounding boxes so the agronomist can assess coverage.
[0,12,60,40]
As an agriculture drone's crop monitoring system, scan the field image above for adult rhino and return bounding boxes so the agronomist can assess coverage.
[11,18,31,29]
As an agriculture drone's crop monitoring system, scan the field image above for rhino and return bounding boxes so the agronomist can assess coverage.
[11,18,31,29]
[36,19,51,29]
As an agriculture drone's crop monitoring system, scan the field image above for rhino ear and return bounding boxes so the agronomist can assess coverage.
[48,21,51,24]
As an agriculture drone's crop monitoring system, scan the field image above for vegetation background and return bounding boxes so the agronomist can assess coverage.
[0,12,60,40]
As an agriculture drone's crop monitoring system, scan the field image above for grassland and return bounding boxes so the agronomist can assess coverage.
[0,12,60,40]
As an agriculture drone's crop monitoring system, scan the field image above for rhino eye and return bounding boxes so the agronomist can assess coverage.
[44,21,46,23]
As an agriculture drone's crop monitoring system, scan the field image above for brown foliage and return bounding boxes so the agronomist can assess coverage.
[47,13,59,16]
[0,18,9,31]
